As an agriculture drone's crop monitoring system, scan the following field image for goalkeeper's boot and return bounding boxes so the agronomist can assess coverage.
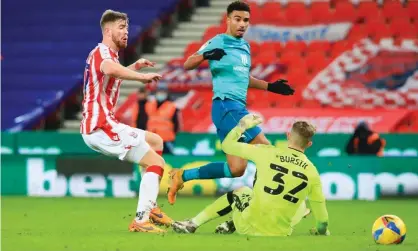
[129,220,166,233]
[172,220,197,234]
[167,169,185,205]
[150,207,173,227]
[215,220,236,234]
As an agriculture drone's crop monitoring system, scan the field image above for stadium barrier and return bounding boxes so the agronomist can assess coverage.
[1,132,417,157]
[2,155,418,200]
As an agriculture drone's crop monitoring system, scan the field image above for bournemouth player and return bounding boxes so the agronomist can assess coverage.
[168,1,295,204]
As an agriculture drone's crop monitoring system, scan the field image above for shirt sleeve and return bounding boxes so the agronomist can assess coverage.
[221,126,265,163]
[308,168,329,233]
[197,36,222,55]
[97,46,113,74]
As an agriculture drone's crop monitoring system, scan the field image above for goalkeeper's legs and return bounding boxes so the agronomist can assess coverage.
[172,187,252,234]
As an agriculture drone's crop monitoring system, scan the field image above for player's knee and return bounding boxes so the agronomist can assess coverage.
[235,186,251,194]
[229,163,246,177]
[145,132,163,151]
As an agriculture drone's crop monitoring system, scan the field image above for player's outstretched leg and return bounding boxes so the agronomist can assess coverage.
[172,189,237,234]
[167,161,233,204]
[168,133,270,205]
[168,157,246,204]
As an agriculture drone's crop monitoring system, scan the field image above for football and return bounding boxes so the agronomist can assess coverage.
[372,215,407,245]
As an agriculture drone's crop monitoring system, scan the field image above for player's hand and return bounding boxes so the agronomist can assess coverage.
[135,58,156,69]
[267,79,295,95]
[203,48,227,61]
[238,114,263,132]
[140,73,162,83]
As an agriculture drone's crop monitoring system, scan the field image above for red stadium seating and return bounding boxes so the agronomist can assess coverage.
[172,0,418,119]
[260,41,282,56]
[382,1,407,21]
[249,41,261,57]
[285,2,312,25]
[305,51,332,74]
[283,41,307,55]
[407,1,418,20]
[307,41,331,54]
[390,17,417,39]
[334,1,357,22]
[202,25,224,41]
[184,41,203,58]
[357,1,380,21]
[311,2,332,23]
[260,2,285,24]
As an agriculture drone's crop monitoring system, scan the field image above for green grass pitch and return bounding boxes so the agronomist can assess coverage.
[2,197,417,251]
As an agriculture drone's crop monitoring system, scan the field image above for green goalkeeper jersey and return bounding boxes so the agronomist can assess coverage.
[222,127,329,236]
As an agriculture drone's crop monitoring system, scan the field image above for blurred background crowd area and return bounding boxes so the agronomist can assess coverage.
[1,0,418,157]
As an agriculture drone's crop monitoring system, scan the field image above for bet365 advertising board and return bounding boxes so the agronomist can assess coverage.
[2,154,418,201]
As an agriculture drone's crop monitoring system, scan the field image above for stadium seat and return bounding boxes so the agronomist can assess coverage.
[407,1,418,21]
[357,1,380,21]
[382,1,407,21]
[347,24,368,42]
[390,18,417,38]
[307,41,331,55]
[279,51,306,69]
[250,41,261,57]
[305,51,331,74]
[310,2,332,24]
[253,51,279,65]
[283,41,307,55]
[260,2,285,24]
[203,25,224,41]
[285,2,311,25]
[168,58,186,66]
[334,1,357,22]
[184,41,203,58]
[260,41,282,56]
[330,41,353,58]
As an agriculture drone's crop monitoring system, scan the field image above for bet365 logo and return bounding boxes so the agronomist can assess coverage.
[26,158,136,197]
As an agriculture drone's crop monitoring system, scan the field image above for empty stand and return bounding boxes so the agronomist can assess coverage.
[2,0,178,130]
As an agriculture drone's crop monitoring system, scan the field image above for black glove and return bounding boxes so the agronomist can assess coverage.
[203,48,227,61]
[267,79,295,95]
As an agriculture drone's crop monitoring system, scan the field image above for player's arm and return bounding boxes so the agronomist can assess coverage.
[249,76,295,96]
[184,38,227,70]
[221,114,263,162]
[308,173,330,236]
[184,53,205,70]
[101,60,161,83]
[127,58,156,71]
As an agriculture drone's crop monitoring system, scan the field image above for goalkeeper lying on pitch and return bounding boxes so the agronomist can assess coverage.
[172,114,330,236]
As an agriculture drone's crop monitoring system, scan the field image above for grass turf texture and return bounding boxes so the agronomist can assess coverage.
[2,197,417,251]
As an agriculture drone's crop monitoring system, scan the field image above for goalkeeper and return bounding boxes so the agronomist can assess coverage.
[172,115,330,236]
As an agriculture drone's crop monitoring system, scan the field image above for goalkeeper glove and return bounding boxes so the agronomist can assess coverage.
[238,114,263,133]
[203,48,227,61]
[267,79,295,95]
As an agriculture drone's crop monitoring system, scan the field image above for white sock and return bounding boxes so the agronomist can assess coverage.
[135,172,160,223]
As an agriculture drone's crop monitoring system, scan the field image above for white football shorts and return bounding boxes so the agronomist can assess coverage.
[82,123,150,164]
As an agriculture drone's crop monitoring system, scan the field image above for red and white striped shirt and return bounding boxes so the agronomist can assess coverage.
[80,43,123,135]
